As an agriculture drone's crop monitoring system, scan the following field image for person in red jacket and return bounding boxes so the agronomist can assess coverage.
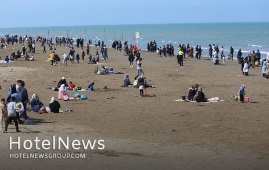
[68,81,75,90]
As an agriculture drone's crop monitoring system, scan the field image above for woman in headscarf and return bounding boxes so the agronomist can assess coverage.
[193,87,208,102]
[30,94,44,112]
[49,97,61,113]
[57,77,67,88]
[124,74,132,87]
[58,84,69,100]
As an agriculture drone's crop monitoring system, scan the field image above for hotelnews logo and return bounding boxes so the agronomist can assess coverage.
[9,136,105,159]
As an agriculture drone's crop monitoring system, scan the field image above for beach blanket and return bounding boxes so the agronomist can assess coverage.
[175,97,224,103]
[96,71,124,75]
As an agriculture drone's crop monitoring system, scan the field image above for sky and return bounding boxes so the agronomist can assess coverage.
[0,0,268,28]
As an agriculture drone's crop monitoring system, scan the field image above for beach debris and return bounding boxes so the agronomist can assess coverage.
[65,109,73,112]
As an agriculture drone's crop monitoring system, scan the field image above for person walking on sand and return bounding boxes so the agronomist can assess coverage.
[137,63,144,77]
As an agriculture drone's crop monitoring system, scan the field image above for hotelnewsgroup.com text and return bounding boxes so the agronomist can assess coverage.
[8,136,105,159]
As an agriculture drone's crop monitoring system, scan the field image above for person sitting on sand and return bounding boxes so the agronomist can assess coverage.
[123,74,132,87]
[193,87,208,102]
[133,77,138,88]
[101,66,109,74]
[144,77,157,88]
[57,77,67,88]
[88,55,96,64]
[30,94,44,112]
[68,81,76,90]
[188,85,197,101]
[49,97,61,113]
[58,84,69,100]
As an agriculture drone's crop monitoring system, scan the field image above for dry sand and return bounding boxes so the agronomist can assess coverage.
[0,43,269,170]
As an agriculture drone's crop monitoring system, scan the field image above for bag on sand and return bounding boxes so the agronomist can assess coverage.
[81,95,87,100]
[74,93,80,98]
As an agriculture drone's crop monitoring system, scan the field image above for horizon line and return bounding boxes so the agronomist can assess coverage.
[0,21,268,29]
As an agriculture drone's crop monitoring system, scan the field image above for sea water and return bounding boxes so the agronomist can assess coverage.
[0,22,268,59]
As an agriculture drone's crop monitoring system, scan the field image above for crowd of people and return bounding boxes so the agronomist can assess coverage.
[1,33,269,133]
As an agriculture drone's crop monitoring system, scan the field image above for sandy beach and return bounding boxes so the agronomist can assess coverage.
[0,43,269,170]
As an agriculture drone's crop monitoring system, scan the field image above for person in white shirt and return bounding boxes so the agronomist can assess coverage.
[62,54,68,66]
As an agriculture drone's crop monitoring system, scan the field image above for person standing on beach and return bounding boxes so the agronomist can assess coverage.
[43,45,46,53]
[128,52,134,67]
[230,46,234,60]
[22,46,26,55]
[17,81,31,123]
[209,44,213,58]
[195,45,199,59]
[81,49,85,61]
[96,49,99,56]
[3,97,21,133]
[62,53,68,66]
[256,50,261,65]
[198,46,202,59]
[237,49,243,64]
[243,60,250,76]
[177,48,184,66]
[86,44,90,55]
[49,51,55,66]
[220,46,224,60]
[238,84,246,103]
[76,53,80,64]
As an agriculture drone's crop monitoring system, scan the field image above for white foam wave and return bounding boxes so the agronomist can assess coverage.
[248,44,262,48]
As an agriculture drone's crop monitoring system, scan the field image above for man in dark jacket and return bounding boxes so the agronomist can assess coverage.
[17,81,31,123]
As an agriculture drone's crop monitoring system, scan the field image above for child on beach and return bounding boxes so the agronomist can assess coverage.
[1,98,7,127]
[4,97,21,133]
[139,84,144,97]
[238,84,246,103]
[223,55,226,65]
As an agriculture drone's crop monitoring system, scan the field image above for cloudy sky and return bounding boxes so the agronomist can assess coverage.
[0,0,268,28]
